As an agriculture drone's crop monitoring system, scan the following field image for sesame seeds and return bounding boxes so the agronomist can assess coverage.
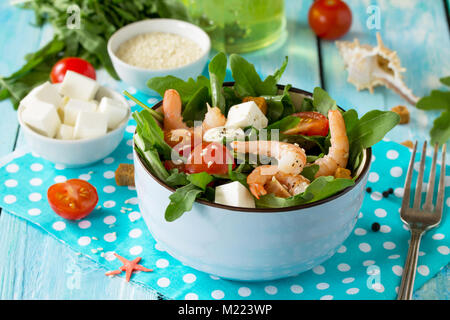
[115,32,203,70]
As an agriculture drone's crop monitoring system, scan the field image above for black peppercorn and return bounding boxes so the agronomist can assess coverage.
[371,222,380,232]
[388,188,394,194]
[382,191,389,198]
[366,187,372,193]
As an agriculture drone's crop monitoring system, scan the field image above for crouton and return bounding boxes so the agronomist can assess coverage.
[115,163,135,186]
[391,105,410,124]
[242,96,267,114]
[401,140,414,149]
[334,167,352,179]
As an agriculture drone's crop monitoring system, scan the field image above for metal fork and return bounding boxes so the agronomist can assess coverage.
[397,141,447,300]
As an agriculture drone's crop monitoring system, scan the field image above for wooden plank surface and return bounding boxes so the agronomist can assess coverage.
[0,0,448,300]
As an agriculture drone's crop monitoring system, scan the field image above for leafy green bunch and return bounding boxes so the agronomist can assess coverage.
[133,52,399,221]
[416,76,450,145]
[0,0,188,108]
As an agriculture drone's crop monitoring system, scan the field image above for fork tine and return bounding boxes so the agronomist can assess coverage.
[423,143,439,211]
[413,141,427,209]
[435,144,447,216]
[402,141,418,211]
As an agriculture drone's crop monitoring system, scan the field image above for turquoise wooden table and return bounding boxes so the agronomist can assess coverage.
[0,0,449,299]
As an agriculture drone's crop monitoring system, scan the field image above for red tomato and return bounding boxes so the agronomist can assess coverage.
[284,111,329,136]
[164,129,202,158]
[47,179,98,220]
[50,57,96,83]
[185,142,235,175]
[308,0,352,40]
[164,160,186,172]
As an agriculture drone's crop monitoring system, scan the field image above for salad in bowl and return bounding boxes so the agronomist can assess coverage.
[132,53,399,221]
[130,53,399,280]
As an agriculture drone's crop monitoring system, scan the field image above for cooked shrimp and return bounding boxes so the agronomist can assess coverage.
[314,110,349,177]
[162,89,188,131]
[247,165,310,199]
[230,140,307,175]
[202,103,226,132]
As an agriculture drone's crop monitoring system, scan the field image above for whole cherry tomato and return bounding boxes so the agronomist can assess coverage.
[185,142,235,175]
[47,179,98,220]
[308,0,352,40]
[50,57,96,83]
[283,111,330,136]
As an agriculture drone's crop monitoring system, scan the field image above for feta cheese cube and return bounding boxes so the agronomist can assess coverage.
[225,101,268,130]
[203,126,245,143]
[56,124,74,140]
[21,81,62,110]
[63,98,97,126]
[21,101,61,138]
[98,97,128,129]
[215,181,255,208]
[74,111,107,139]
[59,70,100,101]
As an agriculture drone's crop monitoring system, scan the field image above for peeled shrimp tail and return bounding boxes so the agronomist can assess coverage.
[162,89,188,131]
[246,165,310,199]
[202,103,226,132]
[230,140,307,175]
[314,110,349,177]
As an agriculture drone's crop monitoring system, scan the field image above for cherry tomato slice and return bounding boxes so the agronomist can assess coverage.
[164,160,186,173]
[308,0,352,40]
[283,111,330,136]
[47,179,98,220]
[50,57,96,83]
[185,142,235,175]
[164,129,203,159]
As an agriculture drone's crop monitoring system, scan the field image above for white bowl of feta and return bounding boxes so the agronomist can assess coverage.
[18,72,130,168]
[107,19,210,95]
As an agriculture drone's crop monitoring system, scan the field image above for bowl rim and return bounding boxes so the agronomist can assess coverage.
[107,18,211,74]
[17,85,131,144]
[134,83,372,213]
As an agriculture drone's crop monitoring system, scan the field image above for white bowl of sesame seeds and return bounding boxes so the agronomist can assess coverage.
[107,19,211,95]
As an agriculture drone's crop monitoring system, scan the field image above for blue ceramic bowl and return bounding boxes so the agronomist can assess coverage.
[134,85,372,281]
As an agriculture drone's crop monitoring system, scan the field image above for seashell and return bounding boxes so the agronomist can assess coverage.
[336,32,419,105]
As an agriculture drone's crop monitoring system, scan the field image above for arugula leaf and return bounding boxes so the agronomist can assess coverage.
[133,109,172,159]
[266,115,300,132]
[147,75,210,104]
[166,169,190,187]
[429,111,450,145]
[227,163,249,187]
[208,52,227,112]
[440,76,450,86]
[181,86,210,125]
[281,133,327,153]
[349,110,400,148]
[415,76,450,145]
[230,54,288,97]
[300,164,319,181]
[223,86,242,114]
[299,97,314,112]
[165,183,203,222]
[187,172,214,190]
[262,84,295,123]
[302,176,355,203]
[313,87,337,115]
[345,110,399,171]
[416,90,450,110]
[134,134,169,181]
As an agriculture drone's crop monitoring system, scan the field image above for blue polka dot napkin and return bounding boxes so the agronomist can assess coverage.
[0,95,449,300]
